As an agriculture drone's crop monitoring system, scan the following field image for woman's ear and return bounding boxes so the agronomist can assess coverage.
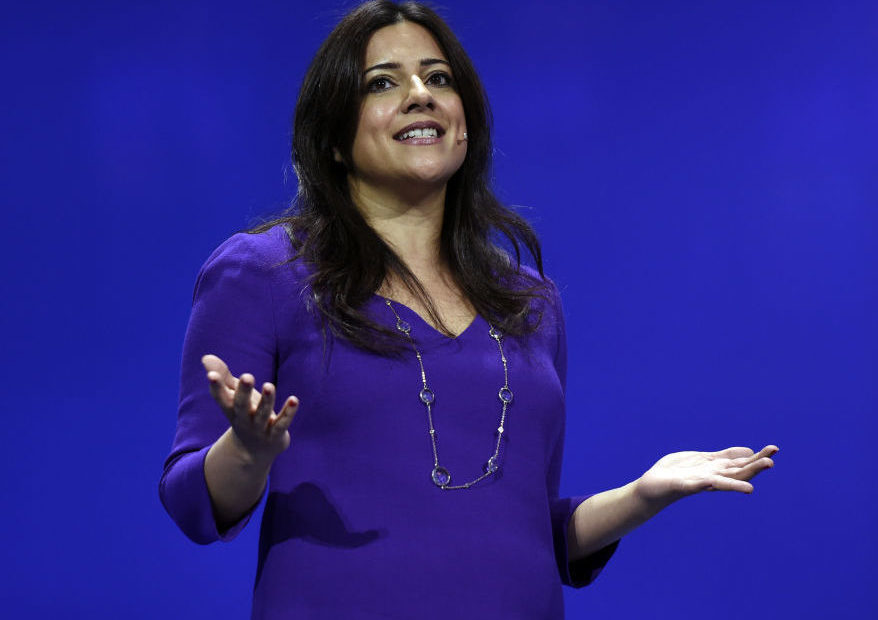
[333,148,343,163]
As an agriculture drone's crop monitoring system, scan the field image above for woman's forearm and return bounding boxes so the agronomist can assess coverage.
[204,427,275,530]
[567,479,673,560]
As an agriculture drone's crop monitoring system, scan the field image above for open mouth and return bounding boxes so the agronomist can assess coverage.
[393,123,444,141]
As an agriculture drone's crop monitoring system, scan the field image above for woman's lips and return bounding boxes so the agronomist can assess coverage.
[393,121,445,142]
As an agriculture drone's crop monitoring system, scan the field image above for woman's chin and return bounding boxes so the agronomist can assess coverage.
[350,162,463,199]
[402,163,462,188]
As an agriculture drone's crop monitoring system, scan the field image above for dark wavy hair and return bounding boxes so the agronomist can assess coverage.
[254,0,548,353]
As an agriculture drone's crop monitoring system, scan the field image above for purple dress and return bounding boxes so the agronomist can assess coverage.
[160,225,618,619]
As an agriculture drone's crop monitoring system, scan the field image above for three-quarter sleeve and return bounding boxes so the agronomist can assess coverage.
[159,232,282,544]
[546,281,620,587]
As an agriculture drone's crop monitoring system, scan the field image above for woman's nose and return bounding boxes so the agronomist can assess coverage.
[404,75,435,112]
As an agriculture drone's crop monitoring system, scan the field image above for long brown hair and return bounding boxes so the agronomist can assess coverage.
[253,0,548,353]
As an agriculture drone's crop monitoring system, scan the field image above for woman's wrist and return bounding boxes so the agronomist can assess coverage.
[225,427,277,473]
[631,474,684,511]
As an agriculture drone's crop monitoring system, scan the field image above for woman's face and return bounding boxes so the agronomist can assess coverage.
[345,21,467,197]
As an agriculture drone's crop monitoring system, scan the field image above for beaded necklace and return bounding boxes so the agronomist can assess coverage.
[384,299,514,490]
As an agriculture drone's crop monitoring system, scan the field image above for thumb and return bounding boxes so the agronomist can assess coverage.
[202,354,236,388]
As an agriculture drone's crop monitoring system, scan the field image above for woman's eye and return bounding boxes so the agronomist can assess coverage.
[426,72,452,87]
[366,77,393,93]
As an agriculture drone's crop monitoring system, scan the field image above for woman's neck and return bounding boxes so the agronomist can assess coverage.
[349,178,446,269]
[348,178,474,335]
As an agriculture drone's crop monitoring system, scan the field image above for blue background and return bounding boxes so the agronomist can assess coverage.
[2,0,875,617]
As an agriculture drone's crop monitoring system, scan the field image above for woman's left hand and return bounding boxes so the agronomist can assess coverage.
[636,445,779,504]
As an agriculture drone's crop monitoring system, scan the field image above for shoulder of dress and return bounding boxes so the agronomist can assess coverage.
[205,225,291,264]
[201,225,309,278]
[507,264,561,308]
[191,225,313,306]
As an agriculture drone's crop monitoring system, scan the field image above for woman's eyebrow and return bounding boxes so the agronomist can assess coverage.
[363,58,450,76]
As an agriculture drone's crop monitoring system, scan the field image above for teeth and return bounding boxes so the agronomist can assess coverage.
[398,127,438,140]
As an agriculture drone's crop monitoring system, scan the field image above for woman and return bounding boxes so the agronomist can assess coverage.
[160,2,777,618]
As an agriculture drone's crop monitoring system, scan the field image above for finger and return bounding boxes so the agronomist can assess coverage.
[708,476,754,494]
[727,456,753,468]
[202,354,237,389]
[729,445,779,469]
[206,371,235,412]
[270,396,300,433]
[254,383,277,428]
[756,445,779,458]
[725,457,775,481]
[712,446,754,460]
[234,373,256,419]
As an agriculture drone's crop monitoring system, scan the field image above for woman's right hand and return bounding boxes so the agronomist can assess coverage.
[202,354,299,463]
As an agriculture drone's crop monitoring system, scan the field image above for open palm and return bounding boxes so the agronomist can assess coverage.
[202,354,298,460]
[638,445,778,502]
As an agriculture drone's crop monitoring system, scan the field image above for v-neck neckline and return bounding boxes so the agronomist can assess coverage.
[374,295,481,345]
